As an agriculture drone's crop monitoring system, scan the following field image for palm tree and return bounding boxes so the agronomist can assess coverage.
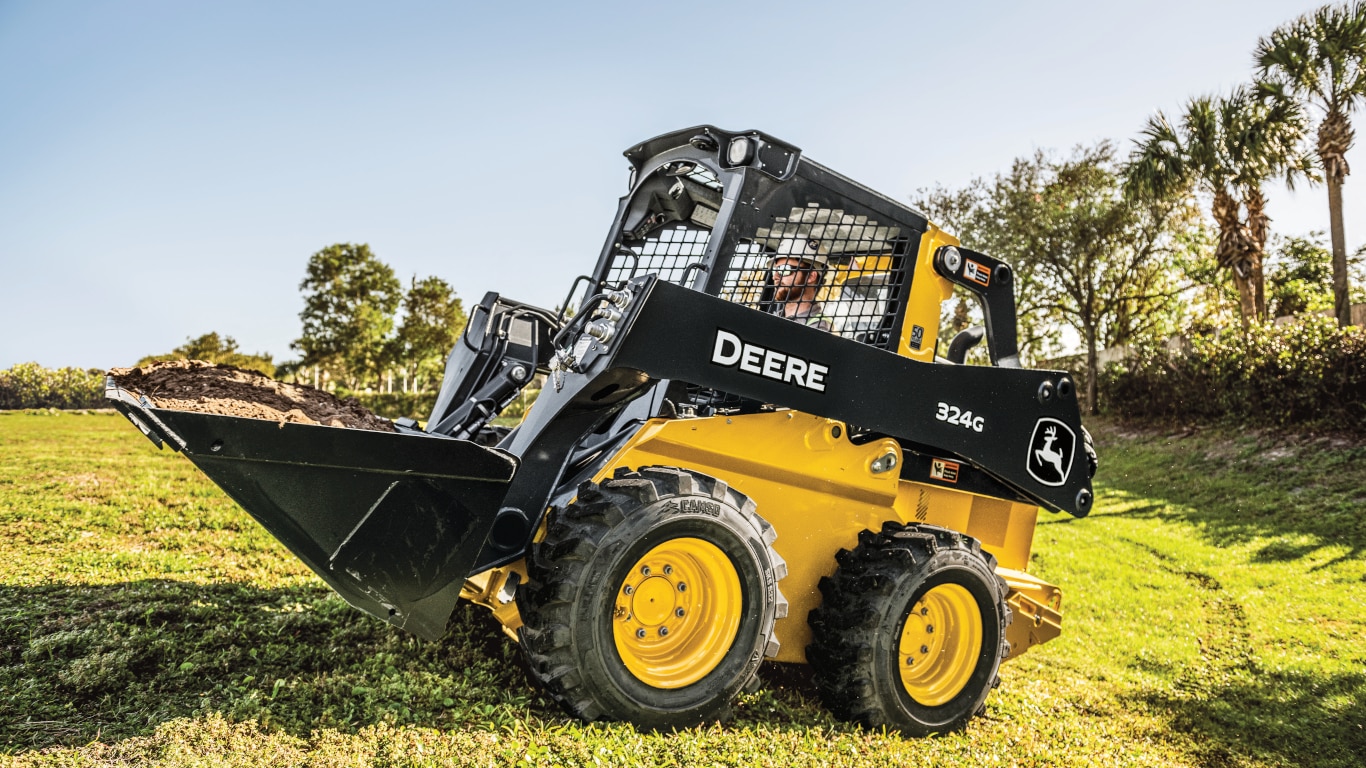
[1256,2,1366,328]
[1124,86,1310,329]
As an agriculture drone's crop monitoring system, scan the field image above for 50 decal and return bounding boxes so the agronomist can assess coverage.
[935,402,984,433]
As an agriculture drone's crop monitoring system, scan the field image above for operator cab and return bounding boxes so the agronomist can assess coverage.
[592,130,925,356]
[579,126,933,415]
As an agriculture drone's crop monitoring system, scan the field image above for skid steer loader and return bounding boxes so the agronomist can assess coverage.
[107,125,1095,735]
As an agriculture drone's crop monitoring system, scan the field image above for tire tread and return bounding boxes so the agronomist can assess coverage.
[807,522,1010,735]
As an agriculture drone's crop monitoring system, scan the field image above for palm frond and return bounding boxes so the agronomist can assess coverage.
[1123,111,1189,200]
[1185,94,1232,188]
[1225,84,1314,192]
[1256,1,1366,115]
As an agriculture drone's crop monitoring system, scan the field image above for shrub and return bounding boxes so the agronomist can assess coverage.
[136,332,275,377]
[0,363,106,410]
[1099,316,1366,433]
[349,389,538,423]
[348,392,440,421]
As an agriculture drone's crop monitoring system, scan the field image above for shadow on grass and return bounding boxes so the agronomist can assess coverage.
[1036,501,1166,525]
[0,579,849,755]
[0,579,552,753]
[1088,420,1366,563]
[1127,667,1366,768]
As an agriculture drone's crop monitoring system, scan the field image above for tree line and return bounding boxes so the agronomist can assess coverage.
[919,2,1366,414]
[135,243,467,397]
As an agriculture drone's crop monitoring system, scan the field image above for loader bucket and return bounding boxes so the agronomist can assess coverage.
[106,380,517,641]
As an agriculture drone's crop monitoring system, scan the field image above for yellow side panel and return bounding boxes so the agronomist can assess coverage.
[591,411,1050,663]
[892,485,1039,573]
[594,412,899,665]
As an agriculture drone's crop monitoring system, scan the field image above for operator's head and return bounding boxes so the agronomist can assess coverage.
[771,237,828,298]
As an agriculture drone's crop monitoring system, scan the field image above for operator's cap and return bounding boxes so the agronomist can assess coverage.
[773,236,831,267]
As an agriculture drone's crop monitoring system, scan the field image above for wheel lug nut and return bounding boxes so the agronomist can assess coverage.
[663,565,673,575]
[675,608,685,617]
[926,625,934,634]
[921,644,930,654]
[677,582,687,592]
[641,566,651,576]
[636,629,647,639]
[907,657,914,666]
[659,627,669,636]
[920,607,928,616]
[623,585,633,595]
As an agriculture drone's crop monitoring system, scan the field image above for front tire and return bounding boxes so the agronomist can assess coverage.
[517,466,787,728]
[807,522,1011,736]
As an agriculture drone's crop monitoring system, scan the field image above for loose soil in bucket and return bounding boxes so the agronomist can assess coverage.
[107,360,396,432]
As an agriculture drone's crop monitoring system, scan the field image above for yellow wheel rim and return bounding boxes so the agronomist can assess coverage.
[897,583,983,706]
[612,537,742,689]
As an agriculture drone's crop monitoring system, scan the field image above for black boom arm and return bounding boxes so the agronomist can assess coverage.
[565,276,1094,518]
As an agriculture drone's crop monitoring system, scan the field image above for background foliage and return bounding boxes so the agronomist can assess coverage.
[0,363,104,410]
[349,378,538,423]
[915,141,1202,414]
[1099,314,1366,432]
[135,332,276,377]
[1266,232,1366,318]
[288,243,467,395]
[292,243,403,391]
[384,275,467,394]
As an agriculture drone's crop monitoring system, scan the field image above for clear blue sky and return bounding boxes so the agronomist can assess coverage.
[1,0,1353,370]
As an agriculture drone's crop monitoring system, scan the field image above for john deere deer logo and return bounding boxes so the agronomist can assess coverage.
[1027,418,1075,487]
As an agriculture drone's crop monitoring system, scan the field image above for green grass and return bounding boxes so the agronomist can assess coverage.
[1,412,1362,767]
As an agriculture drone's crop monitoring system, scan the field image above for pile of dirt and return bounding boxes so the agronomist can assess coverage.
[107,360,396,432]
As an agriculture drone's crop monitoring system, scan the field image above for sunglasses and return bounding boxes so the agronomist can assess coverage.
[770,263,816,278]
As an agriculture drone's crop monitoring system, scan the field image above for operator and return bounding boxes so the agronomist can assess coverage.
[770,236,834,332]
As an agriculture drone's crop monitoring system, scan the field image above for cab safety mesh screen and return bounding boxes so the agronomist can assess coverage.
[605,225,711,288]
[719,203,907,349]
[604,163,721,290]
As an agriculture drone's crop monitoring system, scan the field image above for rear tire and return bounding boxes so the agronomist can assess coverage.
[517,466,787,728]
[806,522,1011,736]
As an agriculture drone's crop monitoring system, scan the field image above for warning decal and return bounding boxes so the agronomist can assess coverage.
[963,259,991,287]
[930,458,961,483]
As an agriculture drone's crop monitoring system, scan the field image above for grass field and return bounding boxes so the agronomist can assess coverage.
[1,411,1362,767]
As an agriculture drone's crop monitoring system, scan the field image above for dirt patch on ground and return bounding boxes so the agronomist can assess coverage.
[108,360,395,432]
